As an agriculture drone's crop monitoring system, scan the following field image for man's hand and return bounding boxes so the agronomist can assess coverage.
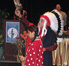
[43,48,47,51]
[43,44,58,52]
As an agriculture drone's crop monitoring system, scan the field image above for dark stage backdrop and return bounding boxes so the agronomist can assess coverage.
[0,0,69,25]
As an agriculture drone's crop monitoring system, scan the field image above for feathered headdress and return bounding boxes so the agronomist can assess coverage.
[38,9,63,37]
[13,0,21,10]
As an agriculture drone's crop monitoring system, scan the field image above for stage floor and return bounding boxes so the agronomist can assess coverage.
[0,60,21,66]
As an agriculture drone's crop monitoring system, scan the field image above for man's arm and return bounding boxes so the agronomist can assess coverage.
[43,43,58,51]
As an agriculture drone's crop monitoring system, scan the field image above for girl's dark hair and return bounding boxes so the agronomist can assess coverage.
[27,25,38,42]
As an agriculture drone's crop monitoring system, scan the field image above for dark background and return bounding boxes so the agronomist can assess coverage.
[0,0,69,25]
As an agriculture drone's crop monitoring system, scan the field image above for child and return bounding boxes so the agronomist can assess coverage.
[19,25,43,66]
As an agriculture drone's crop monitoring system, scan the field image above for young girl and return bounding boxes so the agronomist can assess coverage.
[20,25,43,66]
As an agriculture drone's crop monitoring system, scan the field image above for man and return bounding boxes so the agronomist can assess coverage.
[38,14,57,66]
[56,4,67,30]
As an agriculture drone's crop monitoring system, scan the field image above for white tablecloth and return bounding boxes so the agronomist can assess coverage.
[52,38,69,66]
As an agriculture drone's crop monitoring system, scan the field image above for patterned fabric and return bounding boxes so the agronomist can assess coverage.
[25,39,43,66]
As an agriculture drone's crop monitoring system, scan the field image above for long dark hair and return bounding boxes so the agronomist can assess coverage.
[27,25,39,43]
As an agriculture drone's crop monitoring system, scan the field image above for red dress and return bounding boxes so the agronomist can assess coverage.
[25,39,43,66]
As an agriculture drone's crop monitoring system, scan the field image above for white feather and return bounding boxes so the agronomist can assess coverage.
[44,12,58,32]
[52,9,63,35]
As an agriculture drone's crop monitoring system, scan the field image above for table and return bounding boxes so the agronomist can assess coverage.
[52,38,69,66]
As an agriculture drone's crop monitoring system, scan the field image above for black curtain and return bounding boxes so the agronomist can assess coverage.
[0,0,69,25]
[22,0,69,25]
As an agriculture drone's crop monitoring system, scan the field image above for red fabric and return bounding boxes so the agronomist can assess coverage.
[25,36,32,56]
[28,23,34,27]
[25,40,43,66]
[40,15,51,27]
